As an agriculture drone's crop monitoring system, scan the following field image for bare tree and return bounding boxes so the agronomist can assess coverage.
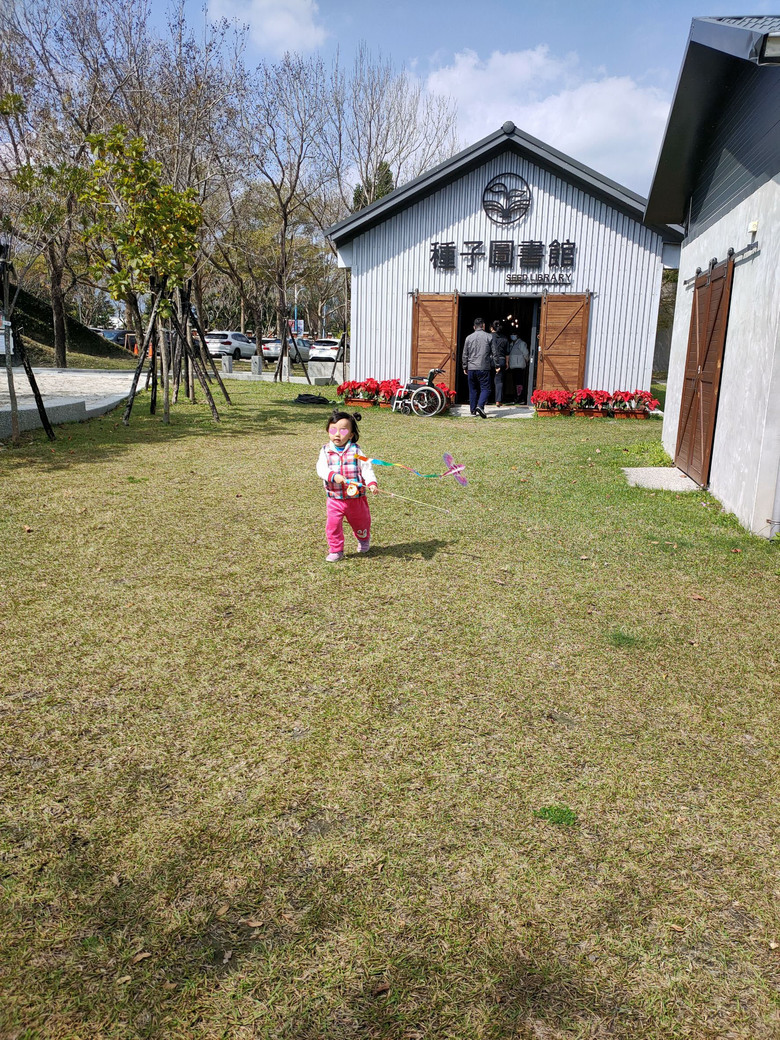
[5,0,246,354]
[0,4,98,366]
[325,43,460,216]
[238,55,331,370]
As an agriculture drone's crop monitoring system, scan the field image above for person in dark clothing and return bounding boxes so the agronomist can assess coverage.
[461,317,493,418]
[508,333,530,403]
[491,320,510,406]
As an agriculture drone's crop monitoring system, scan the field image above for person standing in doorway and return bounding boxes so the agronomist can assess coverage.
[508,332,530,404]
[491,320,510,406]
[462,317,493,418]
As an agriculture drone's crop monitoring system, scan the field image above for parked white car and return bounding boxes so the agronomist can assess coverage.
[309,338,344,362]
[206,331,256,359]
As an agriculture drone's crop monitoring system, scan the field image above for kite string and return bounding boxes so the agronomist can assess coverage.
[376,486,453,515]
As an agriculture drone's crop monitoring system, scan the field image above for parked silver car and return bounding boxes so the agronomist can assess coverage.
[262,337,311,362]
[290,337,311,362]
[261,338,282,361]
[206,331,257,359]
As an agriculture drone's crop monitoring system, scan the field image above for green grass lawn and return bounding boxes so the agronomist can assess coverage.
[1,383,778,1040]
[651,381,667,411]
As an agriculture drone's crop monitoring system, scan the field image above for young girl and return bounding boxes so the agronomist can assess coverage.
[316,411,378,562]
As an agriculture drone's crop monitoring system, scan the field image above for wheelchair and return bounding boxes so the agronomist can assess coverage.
[391,368,447,417]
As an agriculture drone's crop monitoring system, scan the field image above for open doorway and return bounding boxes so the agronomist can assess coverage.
[455,295,540,404]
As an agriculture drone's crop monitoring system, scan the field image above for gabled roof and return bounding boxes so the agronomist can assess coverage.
[645,16,780,225]
[327,121,683,248]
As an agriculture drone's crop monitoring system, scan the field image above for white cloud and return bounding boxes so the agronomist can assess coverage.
[425,47,670,195]
[208,0,327,56]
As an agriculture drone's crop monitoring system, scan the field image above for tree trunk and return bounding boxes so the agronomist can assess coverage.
[274,276,289,382]
[193,271,205,332]
[251,305,263,370]
[159,320,170,423]
[9,311,55,441]
[3,326,19,445]
[126,293,144,354]
[48,246,67,368]
[149,331,158,414]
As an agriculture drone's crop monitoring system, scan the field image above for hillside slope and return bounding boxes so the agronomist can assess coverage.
[10,287,136,370]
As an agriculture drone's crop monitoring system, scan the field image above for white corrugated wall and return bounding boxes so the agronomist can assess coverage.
[344,150,664,391]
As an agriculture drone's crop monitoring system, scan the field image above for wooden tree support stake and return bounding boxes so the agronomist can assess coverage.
[123,287,164,425]
[185,303,232,405]
[9,312,55,441]
[168,306,221,422]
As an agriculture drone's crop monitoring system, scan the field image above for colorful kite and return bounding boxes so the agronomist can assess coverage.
[355,451,467,485]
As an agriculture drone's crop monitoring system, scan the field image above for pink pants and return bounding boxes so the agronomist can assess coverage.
[326,496,371,552]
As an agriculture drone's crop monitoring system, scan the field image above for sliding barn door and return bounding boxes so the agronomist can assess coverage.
[536,293,590,392]
[675,258,734,486]
[411,293,457,389]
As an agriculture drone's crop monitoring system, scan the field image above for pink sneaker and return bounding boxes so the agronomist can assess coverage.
[357,539,370,553]
[326,551,344,562]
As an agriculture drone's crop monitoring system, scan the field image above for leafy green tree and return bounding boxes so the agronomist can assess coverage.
[80,125,202,316]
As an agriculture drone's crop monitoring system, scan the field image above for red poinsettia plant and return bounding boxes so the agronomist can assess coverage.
[631,389,660,413]
[337,379,380,401]
[530,386,659,415]
[378,378,402,402]
[435,381,456,403]
[336,380,362,399]
[574,388,610,410]
[531,388,573,411]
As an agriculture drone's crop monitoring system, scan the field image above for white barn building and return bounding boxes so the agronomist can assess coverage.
[328,122,682,403]
[645,16,780,538]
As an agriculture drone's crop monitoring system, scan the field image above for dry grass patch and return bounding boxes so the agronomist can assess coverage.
[1,382,779,1039]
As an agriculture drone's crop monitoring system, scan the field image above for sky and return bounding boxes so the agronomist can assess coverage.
[195,0,776,194]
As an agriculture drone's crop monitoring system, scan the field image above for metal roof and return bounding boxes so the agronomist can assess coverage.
[327,121,683,248]
[645,16,780,225]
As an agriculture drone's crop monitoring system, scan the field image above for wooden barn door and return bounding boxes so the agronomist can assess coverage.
[536,293,590,392]
[411,293,457,389]
[675,258,734,486]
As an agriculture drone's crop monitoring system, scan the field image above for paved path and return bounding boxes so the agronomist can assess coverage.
[623,467,700,491]
[449,403,535,419]
[0,368,138,438]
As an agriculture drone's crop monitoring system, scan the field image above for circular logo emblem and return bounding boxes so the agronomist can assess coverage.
[482,173,532,226]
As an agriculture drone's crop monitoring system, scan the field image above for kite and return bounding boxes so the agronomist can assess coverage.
[355,451,467,485]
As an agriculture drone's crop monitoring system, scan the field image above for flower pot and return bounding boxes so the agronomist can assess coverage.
[536,407,571,417]
[378,401,393,408]
[574,407,603,417]
[345,397,375,407]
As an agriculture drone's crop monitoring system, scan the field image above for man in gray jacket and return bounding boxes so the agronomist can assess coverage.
[461,318,493,418]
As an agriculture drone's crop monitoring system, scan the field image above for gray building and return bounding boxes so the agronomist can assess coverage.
[645,16,780,537]
[328,122,681,403]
